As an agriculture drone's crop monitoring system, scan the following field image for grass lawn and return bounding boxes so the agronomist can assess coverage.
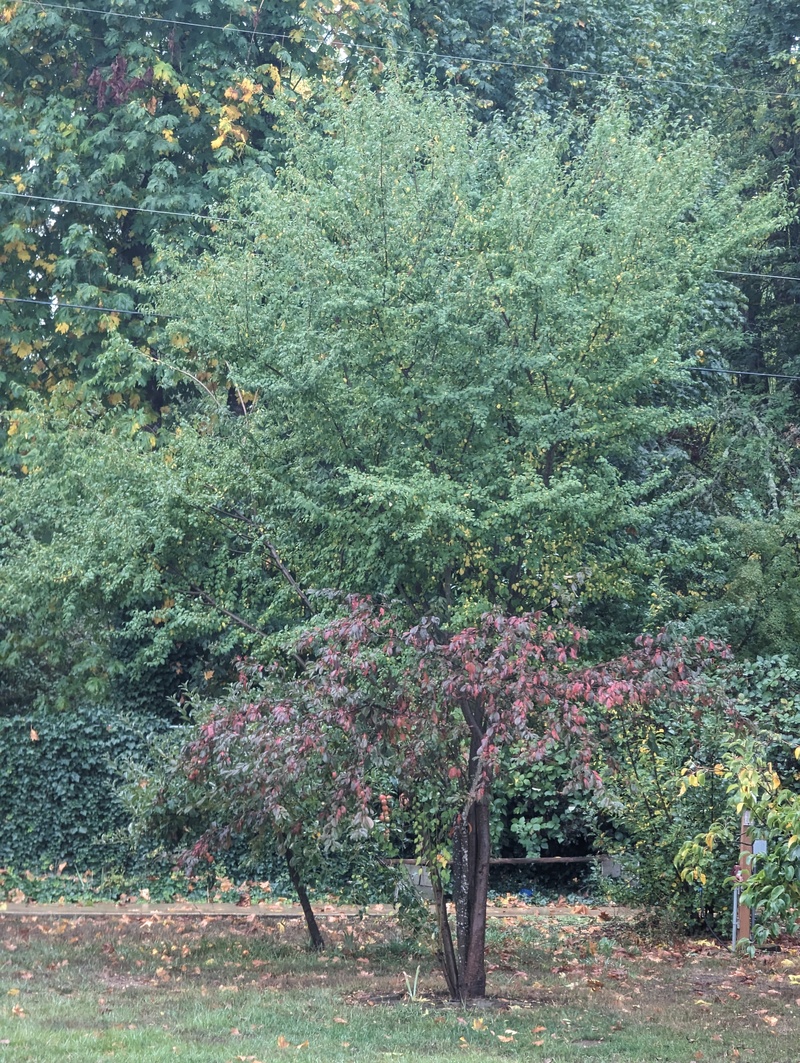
[0,906,798,1062]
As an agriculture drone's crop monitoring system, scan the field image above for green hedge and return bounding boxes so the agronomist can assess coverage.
[0,707,165,871]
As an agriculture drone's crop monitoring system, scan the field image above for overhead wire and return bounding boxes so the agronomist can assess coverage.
[1,294,798,383]
[4,2,800,361]
[15,0,294,44]
[0,295,166,318]
[11,0,800,102]
[0,189,208,220]
[2,190,800,288]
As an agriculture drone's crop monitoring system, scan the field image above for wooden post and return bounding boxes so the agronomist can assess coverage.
[737,811,754,942]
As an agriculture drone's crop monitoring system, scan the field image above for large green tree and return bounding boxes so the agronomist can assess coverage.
[2,79,782,710]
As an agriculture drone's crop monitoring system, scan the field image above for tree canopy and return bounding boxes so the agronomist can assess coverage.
[1,77,785,709]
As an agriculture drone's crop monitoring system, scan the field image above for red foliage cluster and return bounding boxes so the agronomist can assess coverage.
[87,56,153,111]
[174,597,731,997]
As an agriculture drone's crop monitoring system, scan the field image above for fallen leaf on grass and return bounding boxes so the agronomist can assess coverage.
[761,1016,778,1026]
[532,1026,546,1034]
[277,1035,291,1049]
[471,1017,486,1031]
[6,989,19,996]
[333,1016,348,1025]
[11,1005,24,1017]
[497,1035,515,1043]
[297,1041,309,1049]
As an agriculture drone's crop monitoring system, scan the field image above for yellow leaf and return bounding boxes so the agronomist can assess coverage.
[55,321,69,334]
[471,1017,486,1031]
[204,670,215,680]
[7,988,19,996]
[29,728,39,742]
[108,392,122,406]
[211,134,226,150]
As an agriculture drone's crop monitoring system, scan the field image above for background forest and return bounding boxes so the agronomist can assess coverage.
[2,0,800,939]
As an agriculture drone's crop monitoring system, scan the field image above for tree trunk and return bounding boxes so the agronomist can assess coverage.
[284,848,325,951]
[461,796,490,998]
[442,715,492,1001]
[431,867,460,1000]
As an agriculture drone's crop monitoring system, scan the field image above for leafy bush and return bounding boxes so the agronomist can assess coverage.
[0,706,166,872]
[595,654,800,937]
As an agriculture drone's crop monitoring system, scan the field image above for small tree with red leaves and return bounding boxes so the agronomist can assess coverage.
[173,597,728,999]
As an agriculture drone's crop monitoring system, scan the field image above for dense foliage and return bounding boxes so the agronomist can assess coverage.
[2,80,784,712]
[2,1,800,954]
[0,706,164,871]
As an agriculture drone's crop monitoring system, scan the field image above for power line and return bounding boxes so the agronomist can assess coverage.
[17,0,292,44]
[2,293,798,382]
[12,0,800,103]
[3,190,800,289]
[0,189,208,221]
[713,269,800,283]
[692,366,800,382]
[0,295,166,318]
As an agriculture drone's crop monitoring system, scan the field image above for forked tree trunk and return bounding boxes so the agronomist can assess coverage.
[433,716,492,1001]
